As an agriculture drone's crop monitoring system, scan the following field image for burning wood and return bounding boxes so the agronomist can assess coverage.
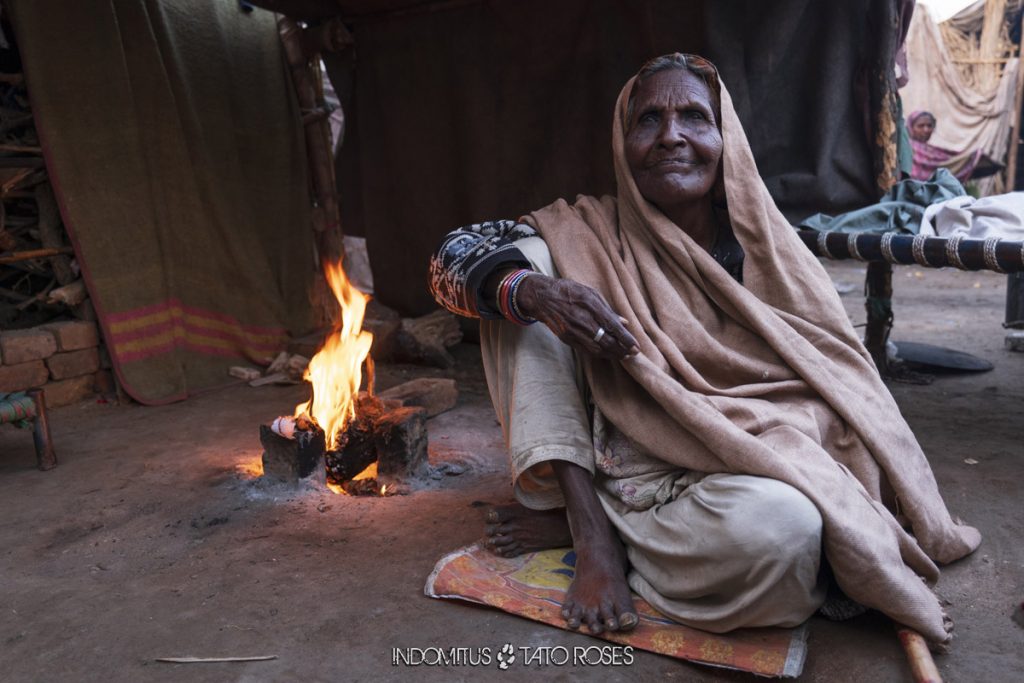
[259,415,325,482]
[256,251,429,495]
[260,392,428,495]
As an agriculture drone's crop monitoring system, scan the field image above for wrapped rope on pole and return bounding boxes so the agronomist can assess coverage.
[797,230,1024,273]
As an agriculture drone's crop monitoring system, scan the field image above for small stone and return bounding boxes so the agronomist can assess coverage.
[963,458,979,465]
[1005,330,1024,352]
[1013,603,1024,629]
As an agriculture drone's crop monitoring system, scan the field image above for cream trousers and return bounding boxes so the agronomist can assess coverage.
[479,236,826,632]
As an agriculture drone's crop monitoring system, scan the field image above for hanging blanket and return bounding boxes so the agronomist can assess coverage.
[9,0,315,404]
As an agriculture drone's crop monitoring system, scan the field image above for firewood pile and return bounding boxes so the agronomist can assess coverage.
[0,34,85,331]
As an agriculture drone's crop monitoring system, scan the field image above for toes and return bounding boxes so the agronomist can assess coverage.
[617,609,639,631]
[563,603,582,630]
[485,504,519,525]
[599,600,618,632]
[583,607,603,634]
[499,543,523,557]
[488,534,516,548]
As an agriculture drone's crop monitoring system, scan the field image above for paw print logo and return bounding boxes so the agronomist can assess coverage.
[496,643,516,670]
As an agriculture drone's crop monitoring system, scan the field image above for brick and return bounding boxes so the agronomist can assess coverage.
[46,348,100,380]
[0,360,50,392]
[0,330,57,365]
[41,375,95,408]
[39,320,99,351]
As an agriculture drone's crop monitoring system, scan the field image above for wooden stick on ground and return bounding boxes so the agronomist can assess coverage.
[896,628,943,683]
[155,655,277,664]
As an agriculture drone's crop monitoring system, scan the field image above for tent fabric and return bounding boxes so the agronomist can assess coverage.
[702,0,880,223]
[330,0,884,316]
[901,8,1018,187]
[797,168,966,235]
[10,0,316,405]
[944,0,1024,35]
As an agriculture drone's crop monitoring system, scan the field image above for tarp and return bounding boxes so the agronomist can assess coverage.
[10,0,317,405]
[797,168,966,234]
[329,0,885,315]
[901,8,1018,185]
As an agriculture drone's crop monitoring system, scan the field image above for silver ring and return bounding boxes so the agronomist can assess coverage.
[847,233,864,261]
[945,234,966,270]
[912,234,930,266]
[817,232,834,259]
[983,236,1006,273]
[592,327,606,343]
[880,232,896,263]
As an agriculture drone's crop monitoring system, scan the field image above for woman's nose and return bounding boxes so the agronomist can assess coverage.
[657,119,687,148]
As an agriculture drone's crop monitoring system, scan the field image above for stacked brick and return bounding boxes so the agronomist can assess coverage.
[0,321,110,407]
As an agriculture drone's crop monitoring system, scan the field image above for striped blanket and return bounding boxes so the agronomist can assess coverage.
[11,0,316,404]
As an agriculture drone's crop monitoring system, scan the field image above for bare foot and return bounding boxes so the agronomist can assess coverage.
[561,536,638,635]
[482,503,572,557]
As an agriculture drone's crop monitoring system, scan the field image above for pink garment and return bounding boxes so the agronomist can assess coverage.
[907,111,982,182]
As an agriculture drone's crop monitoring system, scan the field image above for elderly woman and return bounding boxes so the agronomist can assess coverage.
[429,54,979,646]
[907,110,984,182]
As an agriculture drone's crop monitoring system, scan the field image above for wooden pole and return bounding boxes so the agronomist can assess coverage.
[0,144,42,154]
[27,388,57,471]
[896,627,943,683]
[0,246,75,264]
[977,0,1008,92]
[1006,12,1024,191]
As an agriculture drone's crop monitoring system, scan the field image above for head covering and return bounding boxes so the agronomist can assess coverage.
[907,109,935,128]
[523,54,979,645]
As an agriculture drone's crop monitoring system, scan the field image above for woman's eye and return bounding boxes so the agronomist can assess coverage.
[639,112,658,124]
[684,109,707,121]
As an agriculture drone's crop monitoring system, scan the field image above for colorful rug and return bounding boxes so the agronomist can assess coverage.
[425,544,808,678]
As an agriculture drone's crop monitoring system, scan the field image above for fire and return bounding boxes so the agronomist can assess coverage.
[294,259,374,450]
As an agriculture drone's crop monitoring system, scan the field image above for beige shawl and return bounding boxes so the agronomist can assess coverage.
[524,76,980,644]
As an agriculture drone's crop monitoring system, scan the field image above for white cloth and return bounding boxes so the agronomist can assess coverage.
[920,192,1024,239]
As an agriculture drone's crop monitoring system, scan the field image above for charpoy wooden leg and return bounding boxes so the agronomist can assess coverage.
[864,260,893,374]
[26,388,56,470]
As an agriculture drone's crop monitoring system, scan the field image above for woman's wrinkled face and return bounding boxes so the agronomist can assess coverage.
[910,116,935,143]
[625,69,723,212]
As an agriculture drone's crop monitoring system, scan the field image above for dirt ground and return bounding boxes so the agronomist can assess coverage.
[1,260,1022,682]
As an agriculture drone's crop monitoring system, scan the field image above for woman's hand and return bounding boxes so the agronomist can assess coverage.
[516,273,639,360]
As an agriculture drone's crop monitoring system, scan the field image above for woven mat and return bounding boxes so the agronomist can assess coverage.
[425,544,808,678]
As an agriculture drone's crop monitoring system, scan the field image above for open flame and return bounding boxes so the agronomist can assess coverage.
[294,260,374,450]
